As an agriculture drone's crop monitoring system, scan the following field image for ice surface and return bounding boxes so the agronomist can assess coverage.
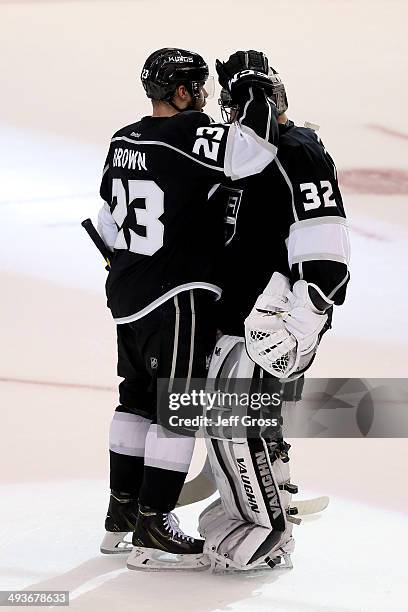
[1,0,407,610]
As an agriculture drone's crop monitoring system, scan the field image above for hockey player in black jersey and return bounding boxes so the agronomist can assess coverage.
[96,48,281,570]
[198,62,350,571]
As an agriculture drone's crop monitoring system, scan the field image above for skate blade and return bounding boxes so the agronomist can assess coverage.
[210,534,295,574]
[210,552,293,574]
[127,547,210,572]
[292,496,329,516]
[100,531,133,554]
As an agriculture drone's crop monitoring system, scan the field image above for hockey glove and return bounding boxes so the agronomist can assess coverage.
[244,272,333,378]
[216,50,275,105]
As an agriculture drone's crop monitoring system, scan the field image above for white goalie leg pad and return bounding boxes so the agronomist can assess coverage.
[200,336,297,570]
[202,436,293,569]
[199,501,294,571]
[205,437,287,528]
[272,454,292,510]
[207,334,255,379]
[199,498,296,569]
[205,337,291,524]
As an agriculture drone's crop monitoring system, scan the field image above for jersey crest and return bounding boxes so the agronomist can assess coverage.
[221,186,243,245]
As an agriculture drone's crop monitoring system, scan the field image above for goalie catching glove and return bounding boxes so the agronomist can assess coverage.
[216,50,276,105]
[244,272,333,378]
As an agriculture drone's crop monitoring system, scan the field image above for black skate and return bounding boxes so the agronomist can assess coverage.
[100,491,138,554]
[127,505,210,571]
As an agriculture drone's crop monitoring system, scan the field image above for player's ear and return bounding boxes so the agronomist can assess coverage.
[172,84,192,110]
[175,84,189,100]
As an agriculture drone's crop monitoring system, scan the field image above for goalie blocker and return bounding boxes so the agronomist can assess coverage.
[198,335,298,571]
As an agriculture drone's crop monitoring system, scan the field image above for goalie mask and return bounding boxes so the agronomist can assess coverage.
[141,47,214,109]
[219,65,288,122]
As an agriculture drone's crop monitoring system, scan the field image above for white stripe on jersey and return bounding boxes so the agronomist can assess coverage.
[208,183,221,199]
[111,136,225,171]
[274,157,298,221]
[328,270,350,300]
[168,295,181,393]
[288,216,350,267]
[185,290,196,392]
[265,97,274,140]
[240,86,254,124]
[113,282,222,325]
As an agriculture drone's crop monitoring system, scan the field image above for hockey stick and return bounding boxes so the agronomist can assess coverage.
[177,456,216,507]
[291,496,329,515]
[81,218,112,269]
[177,457,329,515]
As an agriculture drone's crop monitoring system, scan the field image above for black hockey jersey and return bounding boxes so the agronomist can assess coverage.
[215,120,350,335]
[99,89,278,323]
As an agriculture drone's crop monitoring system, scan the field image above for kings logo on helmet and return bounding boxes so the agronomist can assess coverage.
[168,56,194,63]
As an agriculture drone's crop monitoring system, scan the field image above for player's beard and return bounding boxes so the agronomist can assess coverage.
[193,92,206,112]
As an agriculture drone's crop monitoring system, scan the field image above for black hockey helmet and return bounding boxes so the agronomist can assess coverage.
[219,65,288,121]
[141,48,210,102]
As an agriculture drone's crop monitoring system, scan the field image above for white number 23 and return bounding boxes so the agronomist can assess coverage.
[192,126,225,161]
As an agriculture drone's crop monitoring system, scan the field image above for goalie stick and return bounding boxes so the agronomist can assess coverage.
[177,457,329,515]
[81,218,112,269]
[291,496,329,516]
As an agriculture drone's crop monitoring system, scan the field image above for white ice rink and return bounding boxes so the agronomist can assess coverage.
[1,0,407,610]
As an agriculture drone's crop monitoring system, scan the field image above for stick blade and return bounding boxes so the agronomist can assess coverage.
[292,496,330,516]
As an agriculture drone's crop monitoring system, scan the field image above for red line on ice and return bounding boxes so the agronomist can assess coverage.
[0,376,115,392]
[338,168,408,195]
[367,124,408,141]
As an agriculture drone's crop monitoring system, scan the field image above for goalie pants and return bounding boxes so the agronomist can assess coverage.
[109,289,216,512]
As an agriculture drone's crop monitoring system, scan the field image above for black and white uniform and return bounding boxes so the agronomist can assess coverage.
[198,120,350,569]
[97,89,279,512]
[215,119,349,336]
[99,94,278,323]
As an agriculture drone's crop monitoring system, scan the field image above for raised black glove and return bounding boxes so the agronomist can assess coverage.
[216,50,274,103]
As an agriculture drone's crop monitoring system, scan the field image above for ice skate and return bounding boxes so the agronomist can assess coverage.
[127,505,210,571]
[100,491,138,554]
